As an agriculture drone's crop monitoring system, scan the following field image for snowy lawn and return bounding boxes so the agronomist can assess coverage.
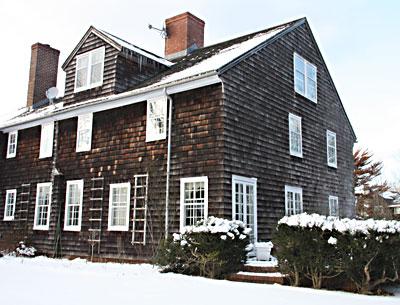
[0,256,399,305]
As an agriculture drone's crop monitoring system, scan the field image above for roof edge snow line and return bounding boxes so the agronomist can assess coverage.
[0,73,221,133]
[61,26,173,70]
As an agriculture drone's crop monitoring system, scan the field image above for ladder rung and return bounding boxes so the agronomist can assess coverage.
[91,177,104,181]
[88,228,101,232]
[132,241,145,245]
[18,218,28,221]
[20,192,30,195]
[89,208,102,211]
[134,207,146,210]
[18,209,28,212]
[91,188,104,191]
[20,201,30,204]
[132,230,145,233]
[90,198,103,201]
[21,184,31,187]
[89,218,102,222]
[88,239,101,243]
[132,219,146,221]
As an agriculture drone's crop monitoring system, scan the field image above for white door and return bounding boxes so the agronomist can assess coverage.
[232,175,257,242]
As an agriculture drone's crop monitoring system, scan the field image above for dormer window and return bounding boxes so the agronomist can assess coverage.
[74,47,105,92]
[294,53,317,102]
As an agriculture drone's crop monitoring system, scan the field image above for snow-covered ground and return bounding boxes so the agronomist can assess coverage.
[0,256,399,305]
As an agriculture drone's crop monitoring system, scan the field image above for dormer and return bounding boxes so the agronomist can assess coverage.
[61,26,172,105]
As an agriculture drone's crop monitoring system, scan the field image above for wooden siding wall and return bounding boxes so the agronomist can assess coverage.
[219,23,355,240]
[0,84,224,260]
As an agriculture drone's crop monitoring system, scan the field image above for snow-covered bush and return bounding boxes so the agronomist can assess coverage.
[154,217,250,279]
[15,241,37,257]
[275,213,400,293]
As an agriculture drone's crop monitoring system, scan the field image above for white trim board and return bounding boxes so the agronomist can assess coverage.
[0,73,221,133]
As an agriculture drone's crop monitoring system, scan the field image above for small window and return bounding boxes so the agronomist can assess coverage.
[329,195,339,217]
[6,131,18,158]
[74,47,105,92]
[294,53,317,102]
[4,189,17,221]
[108,183,131,231]
[76,113,93,152]
[180,176,208,231]
[64,180,84,231]
[327,130,337,168]
[288,113,302,157]
[33,182,52,230]
[146,97,167,142]
[39,122,54,159]
[394,207,400,215]
[285,185,303,216]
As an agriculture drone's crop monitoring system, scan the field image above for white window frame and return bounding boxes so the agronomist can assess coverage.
[288,113,303,157]
[294,53,317,103]
[64,180,84,231]
[39,122,54,159]
[393,206,400,215]
[33,182,52,230]
[6,131,18,158]
[327,130,337,168]
[328,195,339,217]
[3,189,17,221]
[146,96,168,142]
[108,182,131,231]
[285,185,303,216]
[180,176,208,232]
[232,175,257,242]
[74,46,105,92]
[76,113,93,152]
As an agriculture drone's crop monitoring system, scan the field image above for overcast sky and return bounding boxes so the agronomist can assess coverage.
[0,0,399,183]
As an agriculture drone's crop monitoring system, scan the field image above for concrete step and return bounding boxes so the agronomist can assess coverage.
[227,271,287,285]
[242,264,279,273]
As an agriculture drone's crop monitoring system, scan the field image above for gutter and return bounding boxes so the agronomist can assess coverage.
[164,89,173,238]
[0,72,221,133]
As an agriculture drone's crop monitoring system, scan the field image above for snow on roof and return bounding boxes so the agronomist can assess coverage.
[97,29,173,67]
[0,21,293,130]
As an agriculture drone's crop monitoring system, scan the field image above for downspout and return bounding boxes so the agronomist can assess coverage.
[165,89,173,239]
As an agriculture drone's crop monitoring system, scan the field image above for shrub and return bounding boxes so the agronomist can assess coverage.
[15,241,37,257]
[275,213,400,294]
[154,217,250,279]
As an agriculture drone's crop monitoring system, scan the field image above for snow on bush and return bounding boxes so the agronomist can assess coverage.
[155,217,250,279]
[278,213,400,235]
[275,213,400,294]
[15,241,36,257]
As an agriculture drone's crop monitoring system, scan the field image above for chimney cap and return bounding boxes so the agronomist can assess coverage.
[165,12,205,25]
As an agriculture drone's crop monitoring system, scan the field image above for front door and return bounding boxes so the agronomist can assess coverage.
[232,175,257,242]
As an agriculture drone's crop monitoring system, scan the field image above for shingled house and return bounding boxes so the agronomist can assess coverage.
[0,12,356,260]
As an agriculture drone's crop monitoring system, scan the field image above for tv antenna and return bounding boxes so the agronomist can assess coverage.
[148,24,168,39]
[46,87,58,104]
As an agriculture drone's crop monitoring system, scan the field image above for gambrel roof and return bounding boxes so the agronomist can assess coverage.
[0,17,356,140]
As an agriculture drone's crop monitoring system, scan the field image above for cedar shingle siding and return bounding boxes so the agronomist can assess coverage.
[0,18,355,260]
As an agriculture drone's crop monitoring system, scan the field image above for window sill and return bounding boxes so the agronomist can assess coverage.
[294,90,317,104]
[64,227,81,232]
[3,217,14,221]
[74,82,103,94]
[107,227,129,232]
[328,163,337,169]
[33,226,49,231]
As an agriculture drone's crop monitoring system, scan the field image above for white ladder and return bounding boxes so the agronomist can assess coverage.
[88,177,104,258]
[131,174,148,245]
[18,183,31,223]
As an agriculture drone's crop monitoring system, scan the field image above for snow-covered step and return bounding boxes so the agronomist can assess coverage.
[227,271,287,285]
[242,264,279,273]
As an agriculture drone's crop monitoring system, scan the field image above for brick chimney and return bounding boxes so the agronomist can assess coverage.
[164,12,205,60]
[26,43,60,107]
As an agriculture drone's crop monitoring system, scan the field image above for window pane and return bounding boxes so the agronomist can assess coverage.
[306,63,316,81]
[90,63,102,84]
[295,55,305,73]
[76,68,88,88]
[307,79,316,100]
[76,56,89,69]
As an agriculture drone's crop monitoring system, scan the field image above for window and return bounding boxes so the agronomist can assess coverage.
[39,122,54,158]
[180,177,208,231]
[146,96,167,142]
[329,195,339,217]
[394,207,400,215]
[4,189,17,221]
[74,47,105,92]
[232,175,257,241]
[288,113,302,157]
[33,182,52,230]
[64,180,84,231]
[6,131,18,158]
[76,113,93,152]
[327,130,337,168]
[108,183,131,231]
[285,185,303,216]
[294,53,317,102]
